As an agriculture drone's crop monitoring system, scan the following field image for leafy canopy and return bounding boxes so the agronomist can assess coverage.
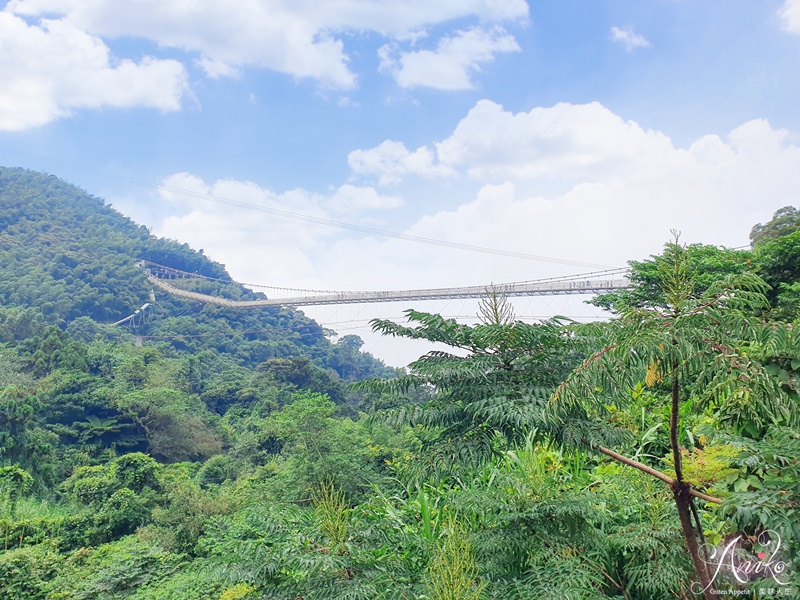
[358,290,580,475]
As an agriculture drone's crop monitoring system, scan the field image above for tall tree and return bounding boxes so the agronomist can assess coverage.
[589,243,751,314]
[749,205,800,320]
[549,236,798,599]
[358,290,579,476]
[750,205,800,246]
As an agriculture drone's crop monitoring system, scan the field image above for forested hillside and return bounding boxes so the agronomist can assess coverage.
[0,167,394,377]
[1,168,799,599]
[0,166,396,492]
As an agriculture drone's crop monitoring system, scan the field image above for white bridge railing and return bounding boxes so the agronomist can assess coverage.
[144,265,630,308]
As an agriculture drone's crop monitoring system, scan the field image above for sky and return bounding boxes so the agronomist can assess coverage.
[1,0,799,366]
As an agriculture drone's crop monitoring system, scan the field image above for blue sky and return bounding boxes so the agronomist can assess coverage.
[1,1,799,365]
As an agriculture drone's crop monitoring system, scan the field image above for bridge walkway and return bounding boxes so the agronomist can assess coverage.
[145,268,630,308]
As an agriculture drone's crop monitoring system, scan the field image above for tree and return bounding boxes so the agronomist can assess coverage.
[0,381,58,482]
[549,236,798,599]
[749,206,800,320]
[590,243,751,314]
[358,290,578,476]
[0,465,33,516]
[261,392,385,501]
[750,205,800,246]
[114,388,222,462]
[0,306,47,344]
[258,357,345,404]
[753,229,800,320]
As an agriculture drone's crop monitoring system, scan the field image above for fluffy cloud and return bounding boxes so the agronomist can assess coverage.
[340,102,800,282]
[328,184,403,213]
[351,101,678,184]
[439,101,681,182]
[779,0,800,33]
[7,0,528,88]
[348,140,457,185]
[325,113,800,362]
[609,26,652,51]
[145,101,800,365]
[379,26,521,90]
[0,13,186,130]
[157,101,800,290]
[0,0,527,129]
[155,173,403,285]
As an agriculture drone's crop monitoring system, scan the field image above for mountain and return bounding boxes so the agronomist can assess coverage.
[0,166,394,379]
[2,168,799,600]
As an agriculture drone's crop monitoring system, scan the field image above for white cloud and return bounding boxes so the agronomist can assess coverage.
[379,26,521,90]
[436,100,677,182]
[351,100,678,184]
[610,26,652,51]
[7,0,528,90]
[326,116,800,326]
[197,56,240,79]
[311,111,800,362]
[0,0,527,128]
[348,140,457,185]
[779,0,800,33]
[336,96,359,108]
[340,105,800,291]
[156,174,403,285]
[328,184,403,213]
[7,0,529,37]
[140,102,800,365]
[160,101,800,293]
[0,13,186,130]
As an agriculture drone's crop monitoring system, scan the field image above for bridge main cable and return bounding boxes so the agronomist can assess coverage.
[141,262,631,308]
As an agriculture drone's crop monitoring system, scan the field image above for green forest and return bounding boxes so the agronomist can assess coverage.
[1,166,798,599]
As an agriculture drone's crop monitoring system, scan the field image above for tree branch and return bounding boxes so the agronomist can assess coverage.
[553,343,616,400]
[592,442,674,486]
[589,442,723,504]
[688,489,724,504]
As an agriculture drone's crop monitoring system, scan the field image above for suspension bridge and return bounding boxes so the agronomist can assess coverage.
[138,261,631,308]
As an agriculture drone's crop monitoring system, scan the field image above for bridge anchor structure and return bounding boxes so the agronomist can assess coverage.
[138,261,631,308]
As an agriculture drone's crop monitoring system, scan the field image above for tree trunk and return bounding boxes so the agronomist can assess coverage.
[670,362,683,482]
[669,362,715,599]
[672,482,714,600]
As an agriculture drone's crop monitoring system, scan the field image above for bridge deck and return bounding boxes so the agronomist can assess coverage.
[147,274,630,308]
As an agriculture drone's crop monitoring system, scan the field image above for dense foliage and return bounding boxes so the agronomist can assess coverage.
[0,167,396,378]
[1,170,798,599]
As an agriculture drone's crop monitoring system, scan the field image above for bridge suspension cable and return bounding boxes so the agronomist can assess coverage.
[140,262,631,308]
